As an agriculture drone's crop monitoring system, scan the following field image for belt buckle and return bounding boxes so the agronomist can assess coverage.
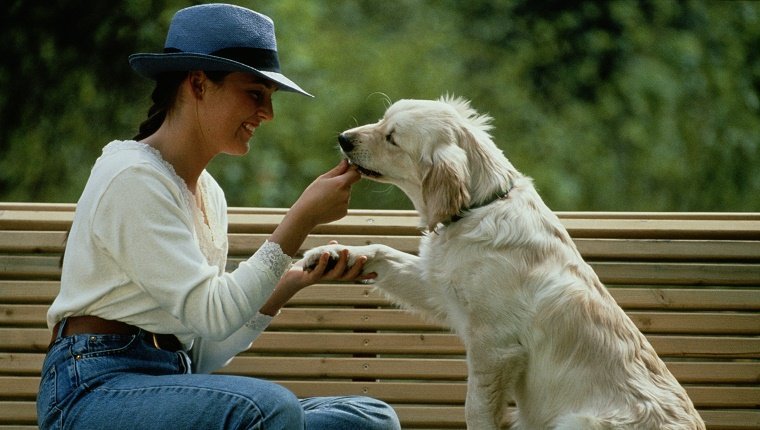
[151,333,163,350]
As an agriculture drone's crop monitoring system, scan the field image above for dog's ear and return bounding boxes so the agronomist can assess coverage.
[422,145,470,230]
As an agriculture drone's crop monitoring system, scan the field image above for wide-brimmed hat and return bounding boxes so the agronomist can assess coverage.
[129,3,312,97]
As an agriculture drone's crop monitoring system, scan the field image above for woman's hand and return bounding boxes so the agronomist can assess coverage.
[268,160,361,257]
[258,246,376,317]
[291,159,361,227]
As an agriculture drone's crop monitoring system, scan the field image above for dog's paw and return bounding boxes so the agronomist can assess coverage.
[302,244,355,272]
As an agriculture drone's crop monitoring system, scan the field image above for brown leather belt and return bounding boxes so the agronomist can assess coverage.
[50,315,183,352]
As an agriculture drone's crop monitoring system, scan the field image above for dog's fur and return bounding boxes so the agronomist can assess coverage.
[303,97,704,429]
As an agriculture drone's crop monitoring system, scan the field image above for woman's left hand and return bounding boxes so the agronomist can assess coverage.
[258,244,376,316]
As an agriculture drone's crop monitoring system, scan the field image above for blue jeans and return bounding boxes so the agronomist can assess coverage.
[37,326,400,429]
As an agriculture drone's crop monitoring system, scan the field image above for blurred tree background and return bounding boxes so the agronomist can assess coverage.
[1,0,758,211]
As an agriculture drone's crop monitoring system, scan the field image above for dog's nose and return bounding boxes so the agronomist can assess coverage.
[338,134,354,152]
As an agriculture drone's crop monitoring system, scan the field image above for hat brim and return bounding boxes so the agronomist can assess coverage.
[128,52,313,97]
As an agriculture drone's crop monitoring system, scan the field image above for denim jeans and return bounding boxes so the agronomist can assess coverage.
[37,325,400,430]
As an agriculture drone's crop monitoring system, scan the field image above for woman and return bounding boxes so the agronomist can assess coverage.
[37,4,400,429]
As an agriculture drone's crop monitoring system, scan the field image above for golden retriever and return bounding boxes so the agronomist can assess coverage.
[302,97,704,429]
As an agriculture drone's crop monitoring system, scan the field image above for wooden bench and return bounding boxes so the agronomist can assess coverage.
[1,202,758,429]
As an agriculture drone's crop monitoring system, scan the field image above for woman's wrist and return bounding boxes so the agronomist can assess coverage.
[268,209,315,257]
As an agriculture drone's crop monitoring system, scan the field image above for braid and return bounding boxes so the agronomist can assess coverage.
[133,71,187,140]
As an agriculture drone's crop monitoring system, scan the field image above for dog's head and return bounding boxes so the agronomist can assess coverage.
[339,96,514,230]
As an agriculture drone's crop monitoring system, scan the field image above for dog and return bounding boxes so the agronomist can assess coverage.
[302,96,704,429]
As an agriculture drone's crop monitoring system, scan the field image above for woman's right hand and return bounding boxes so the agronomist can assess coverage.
[268,160,361,257]
[290,159,361,228]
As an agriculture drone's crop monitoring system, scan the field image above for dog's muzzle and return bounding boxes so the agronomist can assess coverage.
[338,133,355,152]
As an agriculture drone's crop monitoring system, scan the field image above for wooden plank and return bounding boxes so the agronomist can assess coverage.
[3,375,756,409]
[0,401,757,430]
[393,405,466,428]
[0,231,67,253]
[0,211,74,232]
[573,238,760,261]
[698,410,760,430]
[0,377,38,399]
[1,281,758,312]
[236,258,760,287]
[0,353,44,375]
[0,281,59,304]
[218,356,468,380]
[0,256,61,280]
[2,354,757,385]
[0,401,36,425]
[270,309,760,335]
[609,288,760,311]
[1,328,758,358]
[560,218,760,240]
[218,356,760,384]
[3,203,758,220]
[557,212,760,221]
[4,304,757,335]
[686,386,760,408]
[0,402,758,430]
[592,262,760,286]
[4,208,760,240]
[4,230,760,262]
[393,407,760,430]
[4,254,760,287]
[624,311,760,335]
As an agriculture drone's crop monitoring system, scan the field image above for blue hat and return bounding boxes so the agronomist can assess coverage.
[129,3,312,97]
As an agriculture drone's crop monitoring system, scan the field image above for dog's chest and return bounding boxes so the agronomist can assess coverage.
[420,236,498,313]
[419,231,530,333]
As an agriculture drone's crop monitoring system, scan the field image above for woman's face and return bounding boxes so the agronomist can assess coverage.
[199,72,276,156]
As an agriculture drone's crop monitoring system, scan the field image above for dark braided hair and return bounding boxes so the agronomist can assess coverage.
[133,70,231,141]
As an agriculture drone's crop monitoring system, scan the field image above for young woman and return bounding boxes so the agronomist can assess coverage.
[37,4,400,429]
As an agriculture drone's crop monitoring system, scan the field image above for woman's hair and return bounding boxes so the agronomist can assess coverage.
[133,70,231,141]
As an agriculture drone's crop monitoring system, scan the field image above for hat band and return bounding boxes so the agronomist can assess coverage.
[164,47,281,73]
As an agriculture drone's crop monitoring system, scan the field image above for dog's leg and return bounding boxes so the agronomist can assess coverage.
[464,340,526,430]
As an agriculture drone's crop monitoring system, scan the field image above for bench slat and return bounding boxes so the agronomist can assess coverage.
[4,202,759,220]
[1,329,757,358]
[4,209,760,240]
[0,398,756,430]
[2,281,758,311]
[1,376,758,409]
[3,305,758,335]
[5,254,759,284]
[2,353,758,385]
[5,230,760,262]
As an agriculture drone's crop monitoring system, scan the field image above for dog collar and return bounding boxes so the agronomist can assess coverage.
[442,183,514,227]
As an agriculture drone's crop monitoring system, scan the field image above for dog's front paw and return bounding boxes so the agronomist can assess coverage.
[302,244,362,272]
[302,245,339,272]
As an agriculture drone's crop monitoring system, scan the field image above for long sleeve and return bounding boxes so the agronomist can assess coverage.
[90,163,287,341]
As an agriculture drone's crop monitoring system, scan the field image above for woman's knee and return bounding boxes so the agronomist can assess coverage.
[353,396,401,430]
[240,380,304,429]
[301,395,400,430]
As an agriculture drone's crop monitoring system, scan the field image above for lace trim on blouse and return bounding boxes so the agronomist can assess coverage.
[253,240,291,280]
[244,312,276,331]
[102,141,227,269]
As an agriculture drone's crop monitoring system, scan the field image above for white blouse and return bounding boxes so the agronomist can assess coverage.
[47,140,291,373]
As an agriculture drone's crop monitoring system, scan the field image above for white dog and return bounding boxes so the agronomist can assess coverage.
[303,97,704,429]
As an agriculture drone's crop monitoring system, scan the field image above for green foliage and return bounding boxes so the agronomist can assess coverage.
[1,0,758,211]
